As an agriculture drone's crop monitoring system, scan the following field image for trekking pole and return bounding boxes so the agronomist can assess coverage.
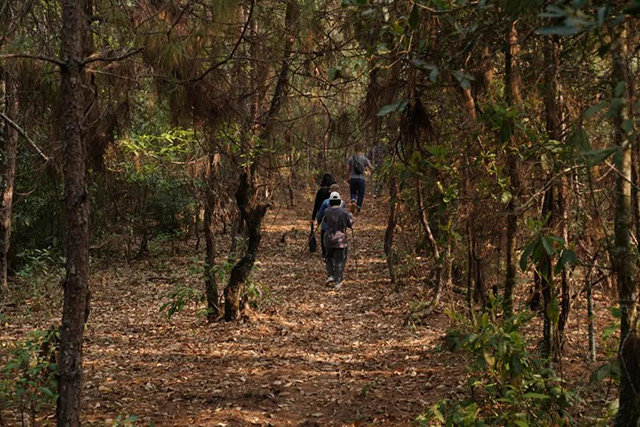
[351,228,358,278]
[302,218,323,252]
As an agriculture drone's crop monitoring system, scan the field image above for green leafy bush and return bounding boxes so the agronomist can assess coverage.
[0,327,59,425]
[422,305,576,425]
[160,284,204,319]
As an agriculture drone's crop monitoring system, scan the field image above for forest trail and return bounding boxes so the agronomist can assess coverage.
[78,193,466,426]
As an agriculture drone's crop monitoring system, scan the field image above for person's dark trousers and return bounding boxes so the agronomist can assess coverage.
[320,229,327,258]
[325,247,348,283]
[349,178,366,210]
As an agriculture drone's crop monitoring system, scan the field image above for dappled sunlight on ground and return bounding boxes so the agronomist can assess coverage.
[76,198,464,426]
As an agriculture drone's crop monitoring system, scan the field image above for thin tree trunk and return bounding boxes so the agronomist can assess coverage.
[223,1,294,320]
[466,221,474,311]
[416,178,442,312]
[611,23,640,427]
[539,187,555,359]
[384,174,398,289]
[585,259,597,363]
[541,35,563,358]
[57,0,90,424]
[224,172,268,321]
[459,83,478,314]
[204,153,220,320]
[0,64,16,298]
[557,176,570,340]
[502,19,522,319]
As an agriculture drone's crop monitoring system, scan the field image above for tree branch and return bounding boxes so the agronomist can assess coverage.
[0,112,49,163]
[187,0,255,83]
[0,53,64,66]
[82,47,144,65]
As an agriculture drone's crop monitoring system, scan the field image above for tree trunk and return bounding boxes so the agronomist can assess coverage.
[611,23,640,427]
[224,172,268,321]
[384,174,398,289]
[540,35,563,358]
[557,176,570,341]
[57,0,90,425]
[539,187,555,359]
[259,0,297,141]
[415,177,443,313]
[0,64,17,298]
[204,153,220,320]
[502,19,521,319]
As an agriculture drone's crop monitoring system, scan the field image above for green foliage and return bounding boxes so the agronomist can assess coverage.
[111,415,140,426]
[417,400,482,427]
[160,284,205,319]
[590,308,622,386]
[519,232,576,277]
[12,178,65,271]
[10,246,64,311]
[377,98,408,116]
[430,306,576,425]
[244,280,273,311]
[0,328,59,424]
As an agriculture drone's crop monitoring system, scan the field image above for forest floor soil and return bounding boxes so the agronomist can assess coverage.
[1,192,614,426]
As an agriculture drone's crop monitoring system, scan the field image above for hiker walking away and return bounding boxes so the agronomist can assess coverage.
[311,174,335,255]
[322,192,355,290]
[316,184,344,258]
[312,173,335,221]
[347,147,371,213]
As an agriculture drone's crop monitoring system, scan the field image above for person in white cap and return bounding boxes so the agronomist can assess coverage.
[315,183,343,258]
[321,191,355,289]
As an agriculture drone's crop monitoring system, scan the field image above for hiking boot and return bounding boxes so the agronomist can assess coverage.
[325,276,335,286]
[333,282,342,290]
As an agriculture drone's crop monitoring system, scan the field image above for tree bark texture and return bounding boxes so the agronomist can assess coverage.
[539,187,555,359]
[57,0,90,425]
[224,172,268,321]
[502,19,521,319]
[611,24,640,427]
[260,0,297,141]
[416,178,443,311]
[0,64,16,298]
[204,153,220,320]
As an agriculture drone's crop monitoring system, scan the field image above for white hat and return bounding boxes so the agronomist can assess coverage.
[329,191,341,200]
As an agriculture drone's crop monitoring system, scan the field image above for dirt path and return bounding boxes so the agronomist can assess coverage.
[77,200,466,426]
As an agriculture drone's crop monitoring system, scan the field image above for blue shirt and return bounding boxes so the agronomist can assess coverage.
[316,199,346,230]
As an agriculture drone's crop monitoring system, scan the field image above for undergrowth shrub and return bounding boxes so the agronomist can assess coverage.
[9,247,64,314]
[0,327,59,426]
[160,258,273,319]
[418,303,577,426]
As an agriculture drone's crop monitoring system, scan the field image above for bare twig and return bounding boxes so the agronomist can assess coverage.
[187,0,255,83]
[82,47,144,65]
[0,111,49,162]
[0,53,64,66]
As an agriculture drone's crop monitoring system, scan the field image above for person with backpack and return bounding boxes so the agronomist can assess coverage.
[310,174,335,254]
[316,183,344,258]
[347,147,371,213]
[321,191,355,290]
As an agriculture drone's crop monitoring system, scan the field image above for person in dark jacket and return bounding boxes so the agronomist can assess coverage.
[312,174,335,221]
[311,174,335,257]
[316,184,344,258]
[322,191,355,290]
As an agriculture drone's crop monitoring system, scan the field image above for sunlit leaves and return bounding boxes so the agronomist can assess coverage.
[377,98,408,116]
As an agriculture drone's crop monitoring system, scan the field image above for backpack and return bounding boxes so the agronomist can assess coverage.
[309,223,317,253]
[352,156,364,175]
